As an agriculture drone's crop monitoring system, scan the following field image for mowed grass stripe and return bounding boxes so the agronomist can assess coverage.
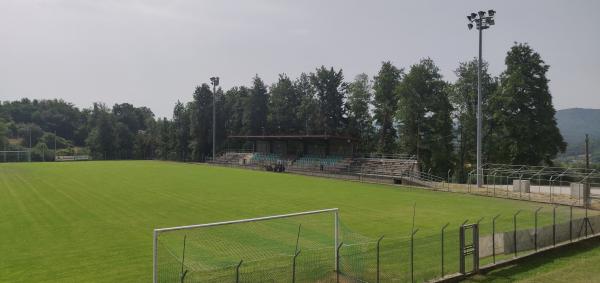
[0,161,592,282]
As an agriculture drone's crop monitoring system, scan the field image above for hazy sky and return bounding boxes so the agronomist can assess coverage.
[1,0,599,118]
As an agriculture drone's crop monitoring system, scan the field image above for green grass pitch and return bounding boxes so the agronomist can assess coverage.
[0,161,598,282]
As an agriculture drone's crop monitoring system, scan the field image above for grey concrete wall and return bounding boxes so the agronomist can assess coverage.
[571,183,584,198]
[479,233,504,258]
[512,180,530,192]
[480,215,600,257]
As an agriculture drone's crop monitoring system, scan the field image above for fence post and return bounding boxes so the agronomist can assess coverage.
[513,210,522,257]
[486,174,490,195]
[447,169,451,191]
[459,224,465,274]
[336,242,343,283]
[441,223,449,278]
[476,217,484,226]
[550,179,553,203]
[471,218,483,272]
[570,203,573,242]
[506,176,510,198]
[292,250,301,283]
[468,173,471,193]
[492,214,500,264]
[180,235,188,283]
[295,224,302,254]
[493,173,497,196]
[411,228,419,283]
[553,205,557,246]
[474,223,480,272]
[585,204,589,237]
[534,207,542,251]
[377,235,384,283]
[519,175,523,200]
[236,260,243,283]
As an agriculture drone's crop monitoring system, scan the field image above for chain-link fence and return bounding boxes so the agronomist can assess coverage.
[477,206,600,268]
[154,204,599,283]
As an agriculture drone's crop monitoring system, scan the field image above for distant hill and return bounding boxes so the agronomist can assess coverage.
[555,108,600,157]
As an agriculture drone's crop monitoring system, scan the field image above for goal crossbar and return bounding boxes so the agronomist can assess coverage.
[153,208,339,283]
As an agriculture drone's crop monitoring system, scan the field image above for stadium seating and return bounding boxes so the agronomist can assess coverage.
[251,153,282,164]
[349,158,417,177]
[289,155,354,173]
[294,155,342,166]
[213,151,417,178]
[213,152,251,165]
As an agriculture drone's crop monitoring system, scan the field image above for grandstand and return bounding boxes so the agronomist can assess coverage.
[213,138,599,208]
[212,135,420,182]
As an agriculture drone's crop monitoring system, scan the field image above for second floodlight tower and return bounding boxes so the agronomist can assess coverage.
[210,76,219,160]
[467,10,495,188]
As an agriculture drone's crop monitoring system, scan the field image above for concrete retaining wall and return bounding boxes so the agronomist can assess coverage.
[512,180,530,193]
[479,215,600,257]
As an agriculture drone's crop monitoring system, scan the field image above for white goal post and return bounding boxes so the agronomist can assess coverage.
[153,208,339,283]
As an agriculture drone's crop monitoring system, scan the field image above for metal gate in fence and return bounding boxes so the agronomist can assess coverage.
[459,223,479,274]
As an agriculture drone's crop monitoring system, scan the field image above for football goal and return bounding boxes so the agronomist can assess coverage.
[153,208,339,283]
[0,151,31,162]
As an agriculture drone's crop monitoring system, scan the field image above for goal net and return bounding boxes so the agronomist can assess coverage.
[153,208,339,283]
[0,151,31,162]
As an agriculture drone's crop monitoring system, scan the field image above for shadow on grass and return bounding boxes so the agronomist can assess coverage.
[464,239,600,282]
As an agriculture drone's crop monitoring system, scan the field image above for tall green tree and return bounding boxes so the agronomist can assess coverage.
[1,99,82,143]
[268,74,301,134]
[243,75,269,135]
[489,43,566,165]
[295,73,320,135]
[397,58,454,176]
[310,66,347,135]
[155,118,173,160]
[86,103,116,159]
[172,101,190,161]
[133,120,156,160]
[111,122,131,159]
[373,61,403,153]
[189,84,213,161]
[0,119,7,149]
[450,59,497,181]
[16,123,43,147]
[214,87,228,151]
[224,86,249,136]
[347,73,375,152]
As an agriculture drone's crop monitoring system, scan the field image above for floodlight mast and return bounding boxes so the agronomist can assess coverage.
[467,10,496,188]
[210,76,219,161]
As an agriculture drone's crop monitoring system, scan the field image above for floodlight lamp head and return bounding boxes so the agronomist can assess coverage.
[488,9,496,17]
[210,77,220,86]
[471,12,477,19]
[468,23,473,30]
[478,11,485,17]
[467,15,472,21]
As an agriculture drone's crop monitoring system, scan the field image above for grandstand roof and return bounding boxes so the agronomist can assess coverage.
[227,134,357,141]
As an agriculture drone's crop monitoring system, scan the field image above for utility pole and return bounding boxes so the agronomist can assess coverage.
[28,127,32,162]
[210,77,220,161]
[54,131,57,161]
[585,134,590,170]
[467,10,496,188]
[585,134,590,208]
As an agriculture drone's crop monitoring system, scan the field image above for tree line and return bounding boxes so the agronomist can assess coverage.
[0,43,565,180]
